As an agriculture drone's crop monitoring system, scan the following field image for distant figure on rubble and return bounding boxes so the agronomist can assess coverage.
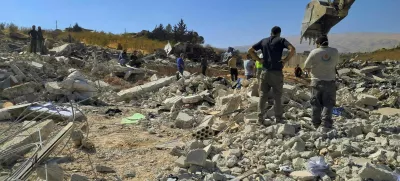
[128,51,141,68]
[118,49,128,66]
[200,56,208,76]
[303,35,340,130]
[28,25,38,54]
[228,55,238,81]
[248,26,296,125]
[294,64,303,77]
[37,26,45,55]
[243,54,255,80]
[176,53,185,80]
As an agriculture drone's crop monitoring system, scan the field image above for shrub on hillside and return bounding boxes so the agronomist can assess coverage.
[8,23,18,33]
[0,23,5,30]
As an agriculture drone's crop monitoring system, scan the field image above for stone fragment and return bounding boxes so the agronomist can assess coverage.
[290,171,316,181]
[175,156,189,168]
[356,94,378,106]
[186,149,207,166]
[95,165,115,173]
[277,124,296,136]
[358,163,397,181]
[70,174,89,181]
[175,112,194,129]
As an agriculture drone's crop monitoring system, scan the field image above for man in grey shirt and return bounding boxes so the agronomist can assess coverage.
[304,35,340,129]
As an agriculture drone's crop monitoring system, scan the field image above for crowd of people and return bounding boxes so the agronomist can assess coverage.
[174,26,340,131]
[25,24,340,131]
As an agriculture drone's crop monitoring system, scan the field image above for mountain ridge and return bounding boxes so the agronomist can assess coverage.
[232,32,400,53]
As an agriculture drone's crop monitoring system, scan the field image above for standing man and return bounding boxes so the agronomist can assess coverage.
[303,35,339,129]
[37,26,44,55]
[248,26,296,124]
[243,54,255,80]
[177,53,185,79]
[28,25,38,54]
[200,56,208,76]
[228,55,238,81]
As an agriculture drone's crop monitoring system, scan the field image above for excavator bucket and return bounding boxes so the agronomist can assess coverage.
[300,0,355,44]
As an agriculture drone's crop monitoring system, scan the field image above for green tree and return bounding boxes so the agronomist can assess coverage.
[165,24,172,33]
[72,23,83,32]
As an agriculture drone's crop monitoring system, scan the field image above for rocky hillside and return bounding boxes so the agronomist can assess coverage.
[234,32,400,53]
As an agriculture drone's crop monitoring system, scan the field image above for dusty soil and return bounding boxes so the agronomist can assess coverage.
[54,107,191,181]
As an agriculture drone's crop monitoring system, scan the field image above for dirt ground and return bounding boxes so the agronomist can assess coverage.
[55,107,192,180]
[52,65,309,180]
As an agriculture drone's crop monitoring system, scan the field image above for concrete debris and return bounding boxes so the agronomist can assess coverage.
[1,35,400,181]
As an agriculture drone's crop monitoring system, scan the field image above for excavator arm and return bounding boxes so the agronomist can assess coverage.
[300,0,355,44]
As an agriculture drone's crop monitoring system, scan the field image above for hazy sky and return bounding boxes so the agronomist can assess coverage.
[1,0,399,47]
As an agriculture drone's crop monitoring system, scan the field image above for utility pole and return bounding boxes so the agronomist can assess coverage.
[56,20,58,30]
[125,28,126,34]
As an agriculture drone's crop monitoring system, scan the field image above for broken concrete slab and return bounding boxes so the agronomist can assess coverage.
[49,44,72,56]
[1,82,41,99]
[9,64,26,81]
[0,120,55,164]
[360,66,381,74]
[337,68,351,76]
[163,96,183,109]
[356,94,378,106]
[45,82,70,95]
[373,107,400,116]
[117,76,175,101]
[175,156,189,168]
[358,163,397,181]
[182,95,203,104]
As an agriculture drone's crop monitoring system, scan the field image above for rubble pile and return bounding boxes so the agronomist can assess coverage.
[109,60,400,180]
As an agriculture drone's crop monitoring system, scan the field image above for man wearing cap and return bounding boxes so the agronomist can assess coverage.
[248,26,296,124]
[303,35,340,129]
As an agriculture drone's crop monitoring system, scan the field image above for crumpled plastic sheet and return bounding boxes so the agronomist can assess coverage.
[307,156,329,177]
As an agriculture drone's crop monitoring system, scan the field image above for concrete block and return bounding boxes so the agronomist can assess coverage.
[163,96,183,109]
[186,149,207,166]
[45,81,70,95]
[356,94,378,106]
[117,76,175,101]
[175,112,194,129]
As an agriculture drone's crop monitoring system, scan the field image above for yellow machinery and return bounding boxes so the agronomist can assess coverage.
[301,0,356,44]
